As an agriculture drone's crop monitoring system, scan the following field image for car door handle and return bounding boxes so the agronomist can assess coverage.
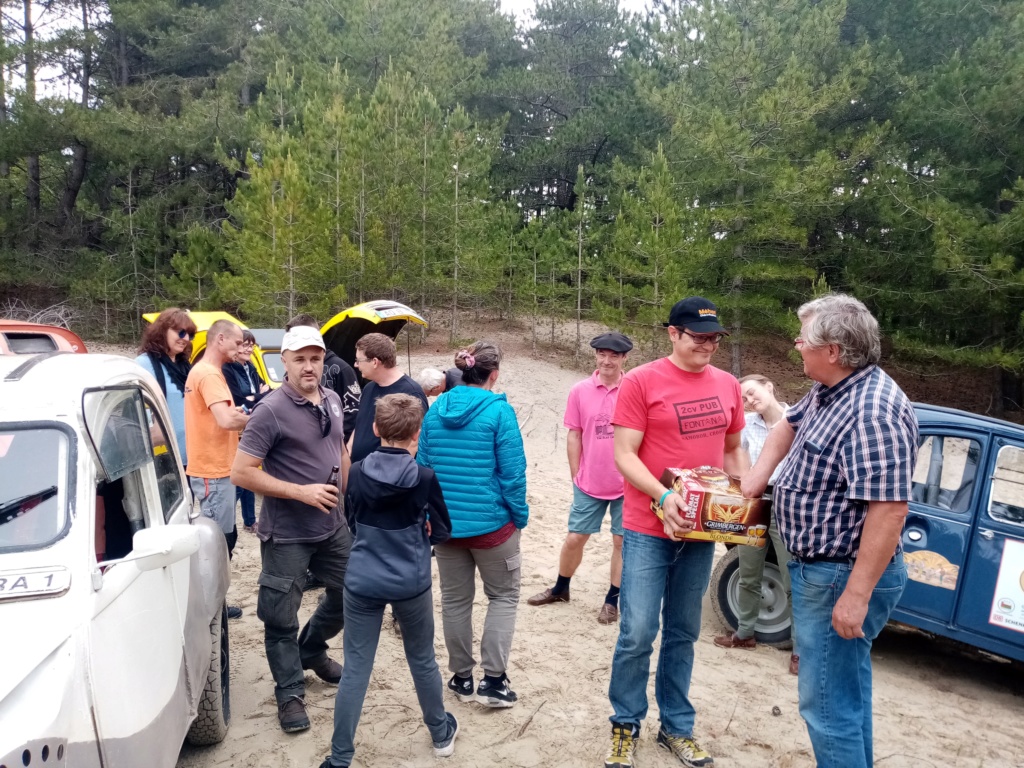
[978,529,995,540]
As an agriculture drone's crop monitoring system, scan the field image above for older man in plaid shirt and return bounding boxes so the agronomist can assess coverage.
[742,294,918,768]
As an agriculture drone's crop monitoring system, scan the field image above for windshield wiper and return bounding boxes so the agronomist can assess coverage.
[0,486,58,526]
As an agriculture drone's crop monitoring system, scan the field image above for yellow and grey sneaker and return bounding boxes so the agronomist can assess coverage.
[605,722,639,767]
[656,728,714,767]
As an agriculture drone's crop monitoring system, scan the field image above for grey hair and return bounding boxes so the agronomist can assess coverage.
[797,294,881,369]
[415,367,445,390]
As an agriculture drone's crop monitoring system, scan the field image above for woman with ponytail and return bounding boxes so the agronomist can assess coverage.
[417,341,529,709]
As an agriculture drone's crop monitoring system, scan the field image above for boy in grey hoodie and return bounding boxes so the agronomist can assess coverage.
[319,394,456,768]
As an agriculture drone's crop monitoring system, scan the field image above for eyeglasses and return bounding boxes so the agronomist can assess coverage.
[354,357,372,364]
[680,329,725,345]
[176,329,194,340]
[312,403,332,438]
[241,341,255,348]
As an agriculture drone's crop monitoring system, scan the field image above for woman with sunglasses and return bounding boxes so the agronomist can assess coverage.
[224,329,271,531]
[136,308,197,467]
[416,341,529,709]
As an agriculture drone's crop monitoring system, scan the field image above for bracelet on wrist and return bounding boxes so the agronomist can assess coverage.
[658,489,674,508]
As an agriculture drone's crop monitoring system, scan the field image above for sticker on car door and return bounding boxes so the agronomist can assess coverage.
[989,539,1024,634]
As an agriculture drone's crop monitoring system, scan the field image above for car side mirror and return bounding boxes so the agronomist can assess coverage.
[94,526,200,584]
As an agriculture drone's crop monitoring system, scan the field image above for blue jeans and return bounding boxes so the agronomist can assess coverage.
[329,588,448,767]
[236,485,256,527]
[789,554,906,768]
[608,529,715,737]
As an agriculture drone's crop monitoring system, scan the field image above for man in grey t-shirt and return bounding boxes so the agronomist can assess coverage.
[231,325,351,734]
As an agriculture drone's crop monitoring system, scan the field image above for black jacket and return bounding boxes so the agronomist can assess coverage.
[322,350,361,441]
[344,447,451,600]
[223,360,269,408]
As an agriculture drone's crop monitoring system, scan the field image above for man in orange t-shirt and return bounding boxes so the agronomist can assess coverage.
[184,319,249,615]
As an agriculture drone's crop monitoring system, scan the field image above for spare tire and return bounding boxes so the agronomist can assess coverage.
[710,546,793,649]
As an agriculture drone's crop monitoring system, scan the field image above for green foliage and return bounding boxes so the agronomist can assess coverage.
[3,0,1024,405]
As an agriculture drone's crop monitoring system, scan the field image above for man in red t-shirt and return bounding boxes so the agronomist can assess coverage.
[604,297,748,768]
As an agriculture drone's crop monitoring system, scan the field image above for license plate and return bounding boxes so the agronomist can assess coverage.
[0,566,71,601]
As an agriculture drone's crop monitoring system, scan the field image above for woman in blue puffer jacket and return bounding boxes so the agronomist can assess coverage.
[417,340,528,710]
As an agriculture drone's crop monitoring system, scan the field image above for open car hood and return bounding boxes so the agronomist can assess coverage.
[320,300,428,368]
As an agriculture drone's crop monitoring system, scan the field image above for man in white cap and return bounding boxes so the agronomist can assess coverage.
[231,325,351,734]
[528,331,633,624]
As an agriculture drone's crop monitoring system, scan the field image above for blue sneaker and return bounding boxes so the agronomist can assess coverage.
[433,712,459,758]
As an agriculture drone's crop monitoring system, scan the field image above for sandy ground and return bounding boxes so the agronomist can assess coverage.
[175,346,1024,768]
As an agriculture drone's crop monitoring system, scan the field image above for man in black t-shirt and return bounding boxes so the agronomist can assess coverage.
[349,332,430,462]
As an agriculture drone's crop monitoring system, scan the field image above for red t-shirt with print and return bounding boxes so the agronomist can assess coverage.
[612,358,745,538]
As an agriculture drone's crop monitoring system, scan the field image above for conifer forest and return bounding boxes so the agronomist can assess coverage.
[1,0,1023,403]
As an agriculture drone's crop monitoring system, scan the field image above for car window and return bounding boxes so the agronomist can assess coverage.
[262,352,283,383]
[989,445,1024,527]
[143,399,185,523]
[2,332,58,353]
[911,435,981,513]
[0,427,71,553]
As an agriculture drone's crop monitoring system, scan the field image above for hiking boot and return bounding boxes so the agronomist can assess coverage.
[605,722,639,767]
[447,673,476,703]
[598,603,619,624]
[527,587,570,606]
[304,656,343,684]
[476,673,517,708]
[226,605,243,620]
[317,761,347,768]
[432,712,459,758]
[278,696,310,733]
[657,728,714,767]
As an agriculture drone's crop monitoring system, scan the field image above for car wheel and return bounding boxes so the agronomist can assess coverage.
[186,602,231,745]
[710,546,793,649]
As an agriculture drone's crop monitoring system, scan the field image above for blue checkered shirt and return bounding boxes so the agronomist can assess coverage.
[774,365,918,559]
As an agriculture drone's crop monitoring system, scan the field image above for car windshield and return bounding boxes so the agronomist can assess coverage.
[0,427,70,552]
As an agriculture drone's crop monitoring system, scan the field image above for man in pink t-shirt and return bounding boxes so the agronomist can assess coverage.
[527,332,632,624]
[604,297,748,768]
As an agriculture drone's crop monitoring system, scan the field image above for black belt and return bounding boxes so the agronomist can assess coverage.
[792,552,898,565]
[792,553,855,565]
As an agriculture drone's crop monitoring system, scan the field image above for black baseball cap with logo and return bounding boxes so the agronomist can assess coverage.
[663,296,729,334]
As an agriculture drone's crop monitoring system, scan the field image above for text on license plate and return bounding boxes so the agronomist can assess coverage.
[0,566,71,600]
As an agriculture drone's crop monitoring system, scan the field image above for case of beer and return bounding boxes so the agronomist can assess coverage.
[651,466,768,547]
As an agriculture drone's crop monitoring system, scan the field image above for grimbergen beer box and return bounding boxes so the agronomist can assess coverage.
[651,466,768,547]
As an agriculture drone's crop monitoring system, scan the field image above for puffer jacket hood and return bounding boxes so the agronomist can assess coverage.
[434,385,506,428]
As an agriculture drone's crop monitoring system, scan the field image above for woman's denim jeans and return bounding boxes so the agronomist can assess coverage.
[608,529,715,737]
[790,554,906,768]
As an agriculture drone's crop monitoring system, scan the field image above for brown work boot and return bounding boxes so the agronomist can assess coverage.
[304,656,343,684]
[789,654,800,676]
[278,696,310,733]
[527,587,570,606]
[712,632,756,649]
[597,603,619,624]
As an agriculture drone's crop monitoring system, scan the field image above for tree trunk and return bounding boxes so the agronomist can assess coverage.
[23,0,40,215]
[59,0,93,230]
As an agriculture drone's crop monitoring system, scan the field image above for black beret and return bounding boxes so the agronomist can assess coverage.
[589,332,633,353]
